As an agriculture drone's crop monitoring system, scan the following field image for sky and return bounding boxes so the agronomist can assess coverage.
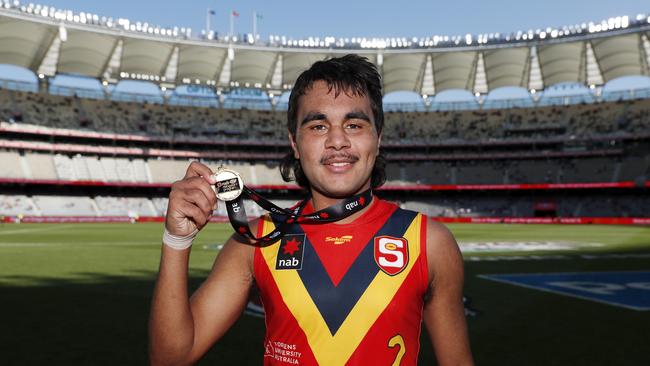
[34,0,650,39]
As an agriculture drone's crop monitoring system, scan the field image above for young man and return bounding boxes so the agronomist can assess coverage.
[149,55,473,365]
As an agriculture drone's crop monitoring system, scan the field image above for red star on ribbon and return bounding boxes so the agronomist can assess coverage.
[319,212,329,219]
[238,226,247,234]
[359,196,366,206]
[250,194,259,201]
[283,238,301,255]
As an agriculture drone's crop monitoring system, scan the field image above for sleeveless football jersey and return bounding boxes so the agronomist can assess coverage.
[253,197,429,366]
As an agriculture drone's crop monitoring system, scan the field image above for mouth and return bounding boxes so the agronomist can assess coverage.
[330,162,352,167]
[321,154,359,172]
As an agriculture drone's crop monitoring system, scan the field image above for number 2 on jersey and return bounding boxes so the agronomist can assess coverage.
[388,334,406,366]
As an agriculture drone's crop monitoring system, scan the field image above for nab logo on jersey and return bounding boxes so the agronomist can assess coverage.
[276,234,306,270]
[374,236,409,276]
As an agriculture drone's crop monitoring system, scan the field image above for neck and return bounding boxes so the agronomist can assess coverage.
[309,184,374,224]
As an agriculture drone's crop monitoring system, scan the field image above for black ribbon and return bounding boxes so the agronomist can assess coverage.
[224,187,373,244]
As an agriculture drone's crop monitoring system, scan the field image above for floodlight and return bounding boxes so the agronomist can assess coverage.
[622,16,629,28]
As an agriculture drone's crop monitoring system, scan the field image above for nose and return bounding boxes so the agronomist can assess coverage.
[324,125,351,150]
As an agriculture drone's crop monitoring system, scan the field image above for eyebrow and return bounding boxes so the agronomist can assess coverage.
[344,110,371,122]
[300,112,327,125]
[300,110,372,125]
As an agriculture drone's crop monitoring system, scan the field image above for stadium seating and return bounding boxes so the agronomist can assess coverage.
[94,196,157,216]
[1,152,646,186]
[0,189,647,218]
[0,82,648,219]
[0,195,37,216]
[2,88,650,142]
[52,154,75,180]
[0,151,25,178]
[618,156,648,181]
[32,196,96,216]
[24,153,57,180]
[148,158,193,183]
[400,196,532,217]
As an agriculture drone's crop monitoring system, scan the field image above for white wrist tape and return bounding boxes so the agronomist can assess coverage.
[162,228,199,250]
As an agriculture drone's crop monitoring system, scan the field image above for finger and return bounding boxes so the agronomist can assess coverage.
[176,176,218,209]
[184,188,214,217]
[184,161,216,184]
[177,201,209,229]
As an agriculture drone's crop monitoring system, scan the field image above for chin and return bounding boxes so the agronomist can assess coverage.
[313,178,370,199]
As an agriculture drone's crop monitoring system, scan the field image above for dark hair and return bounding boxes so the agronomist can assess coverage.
[280,54,386,189]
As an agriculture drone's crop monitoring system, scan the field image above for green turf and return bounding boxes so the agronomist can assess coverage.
[1,222,649,365]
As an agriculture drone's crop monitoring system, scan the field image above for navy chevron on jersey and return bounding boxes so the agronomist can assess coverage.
[254,198,429,365]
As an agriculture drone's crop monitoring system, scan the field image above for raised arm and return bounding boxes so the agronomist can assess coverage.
[422,221,474,366]
[148,161,255,365]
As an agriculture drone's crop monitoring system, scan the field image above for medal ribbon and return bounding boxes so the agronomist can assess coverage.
[224,187,373,244]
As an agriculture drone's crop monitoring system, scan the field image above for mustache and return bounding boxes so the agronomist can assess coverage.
[320,153,359,165]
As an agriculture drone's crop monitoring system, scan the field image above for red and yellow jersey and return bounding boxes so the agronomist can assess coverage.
[254,198,429,366]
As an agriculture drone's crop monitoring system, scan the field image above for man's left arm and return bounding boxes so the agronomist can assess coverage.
[422,221,474,366]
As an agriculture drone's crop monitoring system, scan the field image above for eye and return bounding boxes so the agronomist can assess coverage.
[309,124,327,131]
[346,119,371,130]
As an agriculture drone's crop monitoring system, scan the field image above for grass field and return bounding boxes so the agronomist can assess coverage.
[1,222,649,365]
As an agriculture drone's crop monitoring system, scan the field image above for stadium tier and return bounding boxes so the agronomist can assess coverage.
[0,146,647,186]
[0,90,648,220]
[2,88,650,140]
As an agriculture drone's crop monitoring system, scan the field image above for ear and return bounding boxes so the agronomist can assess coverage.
[288,131,300,159]
[376,133,382,156]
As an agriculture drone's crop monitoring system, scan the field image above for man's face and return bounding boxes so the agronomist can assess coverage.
[290,80,380,198]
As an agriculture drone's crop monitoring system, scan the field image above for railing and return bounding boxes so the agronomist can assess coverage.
[3,77,650,112]
[0,79,37,92]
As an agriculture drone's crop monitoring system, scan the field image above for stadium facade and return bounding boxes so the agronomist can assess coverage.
[0,2,648,224]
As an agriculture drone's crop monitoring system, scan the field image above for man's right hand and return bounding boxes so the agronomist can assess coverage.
[165,161,218,237]
[151,161,257,365]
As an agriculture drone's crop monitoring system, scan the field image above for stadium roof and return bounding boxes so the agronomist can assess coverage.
[1,7,650,95]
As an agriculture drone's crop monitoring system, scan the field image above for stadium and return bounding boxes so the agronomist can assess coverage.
[0,1,649,365]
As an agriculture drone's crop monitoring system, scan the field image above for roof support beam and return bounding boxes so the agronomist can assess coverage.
[473,52,487,94]
[414,54,428,95]
[162,45,179,84]
[585,41,604,86]
[421,54,435,96]
[217,47,233,87]
[32,26,60,76]
[528,45,543,91]
[639,33,650,76]
[269,53,283,89]
[102,38,123,83]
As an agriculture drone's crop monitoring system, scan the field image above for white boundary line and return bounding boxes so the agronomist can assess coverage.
[0,225,73,235]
